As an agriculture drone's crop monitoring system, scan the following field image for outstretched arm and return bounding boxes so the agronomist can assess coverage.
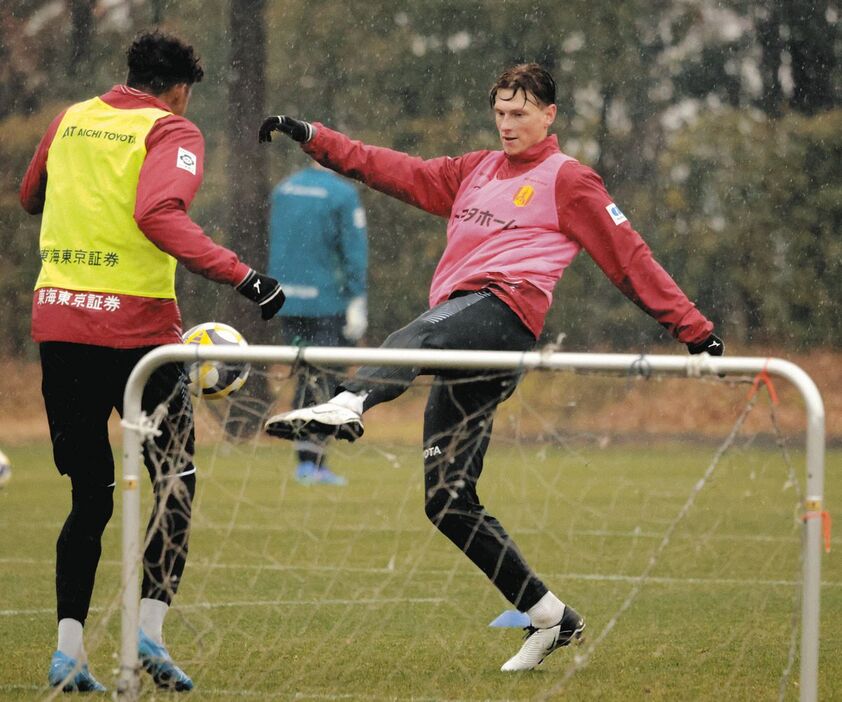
[259,115,487,218]
[557,164,722,353]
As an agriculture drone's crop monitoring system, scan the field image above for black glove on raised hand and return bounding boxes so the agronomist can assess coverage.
[236,269,286,320]
[258,115,315,144]
[687,333,724,356]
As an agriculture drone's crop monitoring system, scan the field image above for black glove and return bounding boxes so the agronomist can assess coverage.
[258,115,315,144]
[687,333,724,356]
[236,269,286,320]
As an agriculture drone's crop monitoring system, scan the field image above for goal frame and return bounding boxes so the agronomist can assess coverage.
[118,346,826,702]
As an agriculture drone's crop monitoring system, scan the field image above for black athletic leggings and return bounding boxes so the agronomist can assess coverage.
[341,290,549,610]
[40,342,196,624]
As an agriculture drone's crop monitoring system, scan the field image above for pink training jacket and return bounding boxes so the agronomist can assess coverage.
[303,126,713,342]
[431,150,580,327]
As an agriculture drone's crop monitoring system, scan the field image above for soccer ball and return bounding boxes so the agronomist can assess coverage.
[0,449,11,489]
[182,322,251,399]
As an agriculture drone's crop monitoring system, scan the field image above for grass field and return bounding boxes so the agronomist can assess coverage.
[1,428,840,701]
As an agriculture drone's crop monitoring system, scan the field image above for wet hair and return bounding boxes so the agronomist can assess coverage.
[126,31,204,94]
[489,63,556,109]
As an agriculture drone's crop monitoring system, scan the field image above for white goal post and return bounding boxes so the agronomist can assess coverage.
[118,346,826,702]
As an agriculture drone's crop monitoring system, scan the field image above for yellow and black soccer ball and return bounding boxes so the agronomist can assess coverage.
[182,322,251,399]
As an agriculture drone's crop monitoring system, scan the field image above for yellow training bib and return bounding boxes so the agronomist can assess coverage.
[36,97,178,298]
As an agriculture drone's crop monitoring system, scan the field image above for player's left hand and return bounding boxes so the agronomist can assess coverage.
[236,269,286,320]
[687,333,724,356]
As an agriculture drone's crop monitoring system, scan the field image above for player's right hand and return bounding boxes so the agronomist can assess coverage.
[258,115,315,144]
[236,269,286,320]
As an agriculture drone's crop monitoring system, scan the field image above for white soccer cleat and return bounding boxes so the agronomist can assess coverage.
[500,605,585,672]
[264,402,364,442]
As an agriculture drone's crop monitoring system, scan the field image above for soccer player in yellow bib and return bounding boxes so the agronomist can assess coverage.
[20,32,285,692]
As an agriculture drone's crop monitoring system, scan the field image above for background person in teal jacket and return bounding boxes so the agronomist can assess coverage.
[268,163,368,485]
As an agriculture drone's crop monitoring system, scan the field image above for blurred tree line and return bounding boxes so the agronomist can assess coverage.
[1,0,839,358]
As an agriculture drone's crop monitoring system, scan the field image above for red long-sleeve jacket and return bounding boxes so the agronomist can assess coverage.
[303,125,713,343]
[20,85,250,348]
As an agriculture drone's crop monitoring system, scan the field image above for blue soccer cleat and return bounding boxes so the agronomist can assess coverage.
[313,466,348,486]
[294,460,319,484]
[138,630,194,692]
[295,461,348,486]
[48,650,107,692]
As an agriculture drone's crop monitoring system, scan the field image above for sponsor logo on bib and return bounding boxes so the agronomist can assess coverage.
[513,185,535,207]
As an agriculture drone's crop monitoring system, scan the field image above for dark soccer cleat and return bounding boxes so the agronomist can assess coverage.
[264,402,364,442]
[138,630,194,692]
[500,604,585,671]
[48,651,107,692]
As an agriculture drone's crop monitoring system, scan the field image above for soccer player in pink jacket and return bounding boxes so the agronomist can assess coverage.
[259,63,723,671]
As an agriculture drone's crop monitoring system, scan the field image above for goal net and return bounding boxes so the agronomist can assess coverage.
[105,346,825,702]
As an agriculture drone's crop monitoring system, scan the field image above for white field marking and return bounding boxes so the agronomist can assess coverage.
[182,564,842,590]
[0,596,444,618]
[3,555,831,589]
[0,686,463,702]
[197,523,803,544]
[134,689,485,702]
[0,520,802,544]
[177,596,444,611]
[1,565,839,620]
[0,556,397,573]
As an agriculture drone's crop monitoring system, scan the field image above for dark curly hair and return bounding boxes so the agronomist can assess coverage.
[489,63,556,108]
[126,31,204,94]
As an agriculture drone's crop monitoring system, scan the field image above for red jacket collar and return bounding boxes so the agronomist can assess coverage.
[498,134,560,178]
[508,134,559,162]
[100,84,174,113]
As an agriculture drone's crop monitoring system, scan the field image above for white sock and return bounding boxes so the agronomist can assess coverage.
[57,618,84,660]
[330,390,367,415]
[139,598,169,645]
[527,591,566,629]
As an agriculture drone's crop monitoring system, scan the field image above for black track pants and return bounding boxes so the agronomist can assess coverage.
[282,315,345,466]
[40,342,196,623]
[342,291,549,609]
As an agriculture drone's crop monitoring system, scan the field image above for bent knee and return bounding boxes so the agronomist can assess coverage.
[424,480,476,524]
[425,488,449,523]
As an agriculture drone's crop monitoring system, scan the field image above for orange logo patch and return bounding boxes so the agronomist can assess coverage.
[513,185,534,207]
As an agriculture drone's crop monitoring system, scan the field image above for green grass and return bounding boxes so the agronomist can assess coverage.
[1,437,840,701]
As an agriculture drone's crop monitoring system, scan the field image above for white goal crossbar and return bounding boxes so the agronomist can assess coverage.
[119,346,826,701]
